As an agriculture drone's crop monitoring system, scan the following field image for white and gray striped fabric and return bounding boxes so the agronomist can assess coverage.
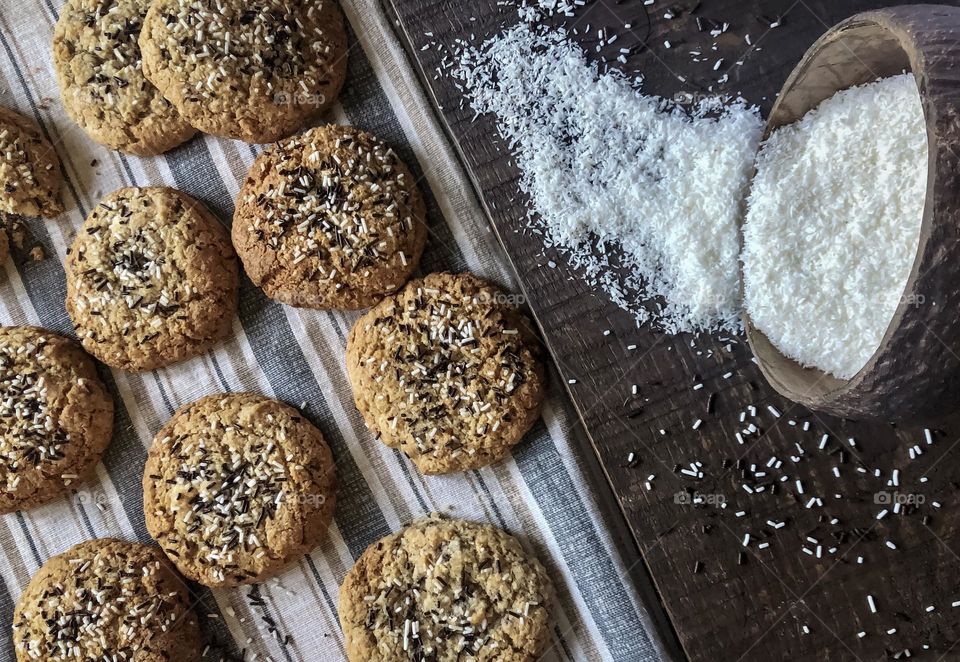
[0,1,668,660]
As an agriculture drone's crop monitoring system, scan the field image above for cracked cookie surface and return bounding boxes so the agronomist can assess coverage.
[0,107,63,218]
[143,392,337,587]
[339,515,554,662]
[233,124,427,309]
[13,538,201,662]
[65,186,238,371]
[139,0,348,143]
[0,326,113,514]
[346,273,545,474]
[53,0,196,155]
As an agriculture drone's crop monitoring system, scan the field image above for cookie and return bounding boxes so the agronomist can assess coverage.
[232,125,427,309]
[139,0,348,143]
[339,515,553,662]
[0,326,113,514]
[53,0,196,155]
[0,106,63,218]
[143,392,337,587]
[13,538,201,661]
[65,186,238,371]
[346,273,545,474]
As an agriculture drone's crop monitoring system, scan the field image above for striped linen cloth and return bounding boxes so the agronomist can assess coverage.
[0,1,669,660]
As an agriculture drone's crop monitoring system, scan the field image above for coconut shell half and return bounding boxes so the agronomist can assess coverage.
[742,4,960,422]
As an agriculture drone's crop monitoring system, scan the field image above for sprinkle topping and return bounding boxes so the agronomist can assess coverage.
[238,126,424,305]
[66,186,237,367]
[70,192,190,339]
[14,542,191,660]
[0,109,62,217]
[351,274,543,473]
[0,128,42,197]
[145,394,334,585]
[343,516,552,660]
[54,0,187,136]
[0,334,69,491]
[146,0,340,104]
[154,426,288,583]
[61,0,145,98]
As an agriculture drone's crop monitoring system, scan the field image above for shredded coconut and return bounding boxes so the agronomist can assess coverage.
[453,24,763,334]
[516,0,578,21]
[742,74,927,379]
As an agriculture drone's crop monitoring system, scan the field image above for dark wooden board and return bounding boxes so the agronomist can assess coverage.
[382,1,960,660]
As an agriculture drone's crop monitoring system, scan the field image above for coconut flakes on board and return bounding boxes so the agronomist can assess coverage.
[453,23,763,335]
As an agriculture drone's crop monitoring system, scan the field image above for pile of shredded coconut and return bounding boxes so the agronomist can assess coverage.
[453,24,763,334]
[742,74,928,379]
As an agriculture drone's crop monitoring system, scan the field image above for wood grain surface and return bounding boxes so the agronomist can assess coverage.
[382,1,960,660]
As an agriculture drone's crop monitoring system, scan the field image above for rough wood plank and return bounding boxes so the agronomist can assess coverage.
[383,1,960,660]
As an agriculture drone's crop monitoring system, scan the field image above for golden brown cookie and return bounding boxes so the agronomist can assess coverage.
[52,0,196,155]
[13,538,202,661]
[143,392,337,587]
[339,515,554,662]
[232,125,427,309]
[139,0,348,143]
[0,107,63,218]
[346,273,545,474]
[0,326,113,514]
[65,186,238,371]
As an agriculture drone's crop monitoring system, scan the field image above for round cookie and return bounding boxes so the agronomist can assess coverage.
[65,186,238,371]
[0,326,113,514]
[53,0,196,155]
[139,0,348,143]
[0,106,63,218]
[143,392,337,587]
[13,538,201,661]
[346,273,545,474]
[233,125,427,309]
[339,515,554,662]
